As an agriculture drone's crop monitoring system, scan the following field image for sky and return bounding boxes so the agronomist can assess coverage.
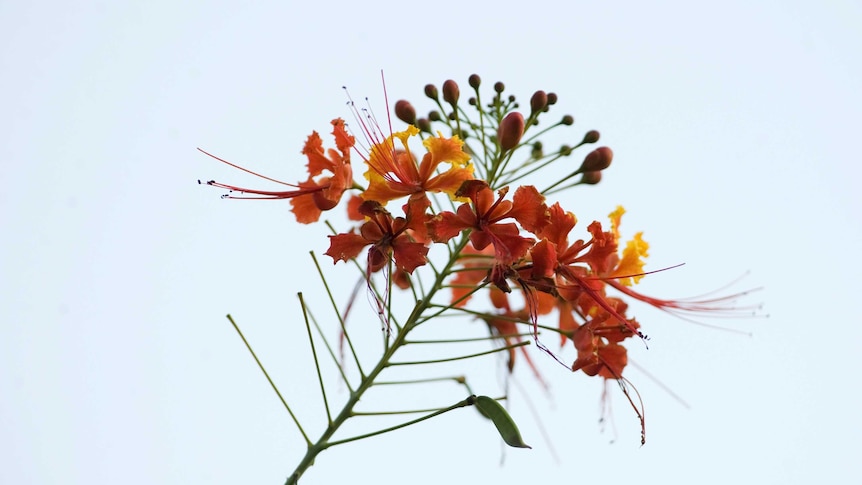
[2,1,861,484]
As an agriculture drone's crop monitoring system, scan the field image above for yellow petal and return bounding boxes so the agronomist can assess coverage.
[612,232,650,286]
[608,205,626,240]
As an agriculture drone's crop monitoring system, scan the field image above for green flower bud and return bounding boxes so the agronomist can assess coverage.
[531,141,544,159]
[416,118,432,133]
[582,130,600,143]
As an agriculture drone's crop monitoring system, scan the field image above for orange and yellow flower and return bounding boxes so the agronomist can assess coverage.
[361,126,474,205]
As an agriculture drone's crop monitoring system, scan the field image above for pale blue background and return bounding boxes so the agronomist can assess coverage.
[2,1,860,484]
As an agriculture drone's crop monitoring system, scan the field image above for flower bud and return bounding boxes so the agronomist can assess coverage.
[531,141,544,159]
[416,117,432,133]
[580,171,602,185]
[428,110,442,122]
[498,112,525,152]
[582,130,600,144]
[561,115,574,126]
[530,90,548,114]
[424,84,438,100]
[494,81,505,93]
[547,92,558,105]
[468,74,481,89]
[442,79,460,105]
[394,100,416,125]
[580,146,613,172]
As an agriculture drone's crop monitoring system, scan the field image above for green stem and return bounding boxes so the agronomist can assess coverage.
[306,308,354,393]
[284,236,471,484]
[388,341,528,366]
[298,293,332,424]
[326,397,474,447]
[374,375,466,386]
[226,314,311,446]
[309,251,365,377]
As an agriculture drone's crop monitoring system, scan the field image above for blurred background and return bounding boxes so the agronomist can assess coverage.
[2,1,860,483]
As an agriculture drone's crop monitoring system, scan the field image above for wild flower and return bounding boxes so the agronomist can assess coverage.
[200,73,761,483]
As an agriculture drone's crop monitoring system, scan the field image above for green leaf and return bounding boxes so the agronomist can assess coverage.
[472,395,532,449]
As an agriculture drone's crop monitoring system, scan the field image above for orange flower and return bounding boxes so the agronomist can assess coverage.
[325,195,430,275]
[429,180,549,293]
[361,126,473,204]
[570,295,639,379]
[201,119,354,224]
[526,203,646,339]
[430,181,548,262]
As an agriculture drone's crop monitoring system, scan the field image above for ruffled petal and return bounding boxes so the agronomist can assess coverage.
[424,164,475,200]
[392,240,429,274]
[507,185,549,234]
[611,232,650,286]
[325,232,370,263]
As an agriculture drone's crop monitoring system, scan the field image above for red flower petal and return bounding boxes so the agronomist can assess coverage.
[325,232,369,263]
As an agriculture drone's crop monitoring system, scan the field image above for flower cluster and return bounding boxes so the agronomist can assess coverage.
[202,74,756,448]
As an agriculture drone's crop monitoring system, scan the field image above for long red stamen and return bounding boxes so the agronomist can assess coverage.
[556,265,646,341]
[197,148,293,186]
[343,86,412,188]
[199,179,327,200]
[607,279,762,334]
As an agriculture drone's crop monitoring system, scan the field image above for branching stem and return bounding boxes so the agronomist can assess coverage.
[226,314,311,446]
[284,236,471,485]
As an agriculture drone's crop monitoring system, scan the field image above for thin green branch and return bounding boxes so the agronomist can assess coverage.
[489,144,518,188]
[424,302,564,335]
[298,292,332,424]
[226,314,311,446]
[352,406,452,416]
[406,332,533,344]
[404,335,499,344]
[286,232,476,484]
[324,396,475,448]
[309,251,365,377]
[388,340,529,366]
[306,308,354,392]
[545,177,589,196]
[414,290,492,324]
[383,259,396,349]
[542,165,586,194]
[498,151,566,187]
[374,375,466,386]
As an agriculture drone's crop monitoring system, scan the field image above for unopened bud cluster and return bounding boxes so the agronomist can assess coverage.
[394,74,613,191]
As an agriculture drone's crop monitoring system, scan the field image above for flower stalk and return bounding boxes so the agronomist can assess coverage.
[201,73,761,483]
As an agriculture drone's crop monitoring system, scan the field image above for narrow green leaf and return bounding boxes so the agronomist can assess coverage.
[472,395,532,449]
